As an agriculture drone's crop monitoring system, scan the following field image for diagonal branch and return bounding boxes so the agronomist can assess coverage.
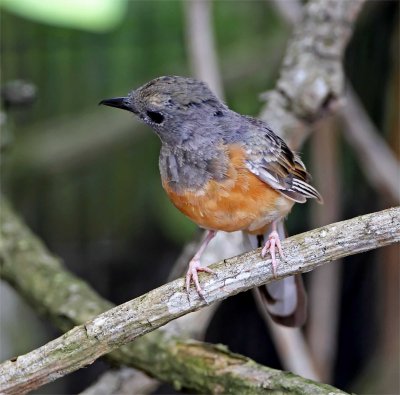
[1,196,398,394]
[340,86,400,203]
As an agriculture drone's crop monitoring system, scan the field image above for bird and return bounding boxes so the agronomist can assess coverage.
[100,76,322,327]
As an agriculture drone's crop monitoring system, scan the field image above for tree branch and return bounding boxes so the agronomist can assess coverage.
[184,0,223,99]
[1,197,398,394]
[340,85,400,203]
[79,368,158,395]
[0,1,378,394]
[260,0,365,147]
[8,110,145,175]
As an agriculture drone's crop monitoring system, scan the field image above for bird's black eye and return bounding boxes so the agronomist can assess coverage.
[146,111,164,124]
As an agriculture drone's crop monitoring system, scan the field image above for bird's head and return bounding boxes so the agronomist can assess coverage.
[100,76,227,145]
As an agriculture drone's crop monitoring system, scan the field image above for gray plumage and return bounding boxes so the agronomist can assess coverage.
[106,75,321,203]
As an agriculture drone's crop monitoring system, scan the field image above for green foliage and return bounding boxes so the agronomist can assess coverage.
[0,0,127,32]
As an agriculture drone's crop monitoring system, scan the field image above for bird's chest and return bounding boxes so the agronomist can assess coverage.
[160,145,293,233]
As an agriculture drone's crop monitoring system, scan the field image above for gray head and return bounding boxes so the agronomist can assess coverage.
[100,76,228,145]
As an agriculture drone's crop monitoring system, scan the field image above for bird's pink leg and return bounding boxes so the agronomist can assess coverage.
[186,230,216,297]
[261,221,284,278]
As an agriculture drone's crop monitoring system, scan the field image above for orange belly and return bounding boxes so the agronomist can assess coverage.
[162,145,293,233]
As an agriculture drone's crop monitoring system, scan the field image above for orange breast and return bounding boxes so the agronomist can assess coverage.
[162,145,293,233]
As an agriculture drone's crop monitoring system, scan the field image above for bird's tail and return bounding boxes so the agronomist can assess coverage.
[242,222,307,327]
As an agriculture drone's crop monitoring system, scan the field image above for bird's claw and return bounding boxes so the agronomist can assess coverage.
[185,259,215,299]
[261,230,284,278]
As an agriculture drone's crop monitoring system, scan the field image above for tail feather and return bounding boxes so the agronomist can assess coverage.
[292,178,323,203]
[254,274,307,327]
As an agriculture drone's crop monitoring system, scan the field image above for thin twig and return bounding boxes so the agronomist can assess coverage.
[341,86,400,203]
[253,291,320,381]
[308,117,342,382]
[8,110,145,175]
[184,0,223,99]
[270,0,302,25]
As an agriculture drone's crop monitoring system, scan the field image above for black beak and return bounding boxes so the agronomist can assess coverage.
[99,96,134,112]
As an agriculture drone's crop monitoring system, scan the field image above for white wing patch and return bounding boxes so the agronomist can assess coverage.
[245,160,285,190]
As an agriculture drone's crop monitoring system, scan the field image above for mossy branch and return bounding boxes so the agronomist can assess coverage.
[1,198,399,394]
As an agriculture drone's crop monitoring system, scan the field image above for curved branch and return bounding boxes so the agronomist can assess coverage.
[1,197,398,394]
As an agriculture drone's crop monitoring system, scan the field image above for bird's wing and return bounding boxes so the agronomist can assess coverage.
[240,117,322,203]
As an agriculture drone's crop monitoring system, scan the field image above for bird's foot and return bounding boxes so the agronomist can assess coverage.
[261,230,284,278]
[185,258,215,299]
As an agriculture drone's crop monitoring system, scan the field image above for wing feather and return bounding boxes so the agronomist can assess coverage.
[239,117,322,204]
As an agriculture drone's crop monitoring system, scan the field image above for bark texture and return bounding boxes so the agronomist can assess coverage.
[1,198,398,394]
[260,0,365,147]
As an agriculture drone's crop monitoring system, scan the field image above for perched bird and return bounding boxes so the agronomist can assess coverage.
[100,76,322,327]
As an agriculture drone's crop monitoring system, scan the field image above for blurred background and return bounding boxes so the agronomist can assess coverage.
[0,0,399,394]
